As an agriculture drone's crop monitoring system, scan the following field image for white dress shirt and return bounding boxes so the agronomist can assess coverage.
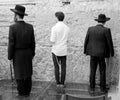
[50,21,70,56]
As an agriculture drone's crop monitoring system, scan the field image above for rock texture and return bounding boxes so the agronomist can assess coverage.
[0,0,120,86]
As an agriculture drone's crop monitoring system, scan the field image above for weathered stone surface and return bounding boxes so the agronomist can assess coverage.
[0,0,120,86]
[0,46,9,79]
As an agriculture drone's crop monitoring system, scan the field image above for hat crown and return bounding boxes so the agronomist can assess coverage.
[15,5,25,14]
[98,14,106,20]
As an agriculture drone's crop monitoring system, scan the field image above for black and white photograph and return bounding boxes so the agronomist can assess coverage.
[0,0,120,100]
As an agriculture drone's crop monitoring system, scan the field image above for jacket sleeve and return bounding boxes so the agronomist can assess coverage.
[105,28,114,57]
[8,25,15,60]
[31,26,35,57]
[84,28,89,54]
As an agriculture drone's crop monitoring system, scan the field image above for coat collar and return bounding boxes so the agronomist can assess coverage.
[16,20,25,23]
[96,23,104,27]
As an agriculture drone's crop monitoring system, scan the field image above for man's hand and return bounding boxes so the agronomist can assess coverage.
[10,59,13,65]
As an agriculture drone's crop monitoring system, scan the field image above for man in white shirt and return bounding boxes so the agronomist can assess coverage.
[50,11,70,87]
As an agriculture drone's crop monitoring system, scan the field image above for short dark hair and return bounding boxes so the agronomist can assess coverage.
[98,21,106,24]
[55,11,65,21]
[19,14,24,19]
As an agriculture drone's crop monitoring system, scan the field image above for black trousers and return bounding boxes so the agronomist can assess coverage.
[52,53,66,85]
[16,76,32,95]
[90,56,106,90]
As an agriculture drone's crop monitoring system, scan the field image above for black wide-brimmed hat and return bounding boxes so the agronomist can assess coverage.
[95,14,110,22]
[10,5,28,16]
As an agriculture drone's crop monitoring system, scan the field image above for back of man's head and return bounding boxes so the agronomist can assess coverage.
[55,11,65,21]
[98,21,106,24]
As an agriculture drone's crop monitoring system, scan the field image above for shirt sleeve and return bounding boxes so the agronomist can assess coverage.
[50,27,56,42]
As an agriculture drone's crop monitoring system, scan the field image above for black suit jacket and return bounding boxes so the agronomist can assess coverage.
[84,24,114,58]
[8,21,35,79]
[8,21,35,60]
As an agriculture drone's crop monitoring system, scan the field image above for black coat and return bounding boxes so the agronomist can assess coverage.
[8,21,35,79]
[84,24,114,58]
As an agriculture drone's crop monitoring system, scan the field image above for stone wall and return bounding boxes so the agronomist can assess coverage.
[0,0,120,86]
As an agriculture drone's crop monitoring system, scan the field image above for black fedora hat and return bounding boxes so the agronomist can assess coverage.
[95,14,110,22]
[10,5,28,16]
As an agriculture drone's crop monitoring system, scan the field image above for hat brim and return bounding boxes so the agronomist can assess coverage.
[10,9,28,16]
[95,17,110,22]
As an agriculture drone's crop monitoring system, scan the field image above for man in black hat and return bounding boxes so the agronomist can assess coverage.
[84,14,114,93]
[8,5,35,96]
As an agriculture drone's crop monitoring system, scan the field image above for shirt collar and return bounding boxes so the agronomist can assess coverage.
[57,21,63,23]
